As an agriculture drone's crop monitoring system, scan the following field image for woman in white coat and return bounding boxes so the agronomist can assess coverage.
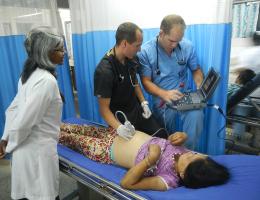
[0,26,65,200]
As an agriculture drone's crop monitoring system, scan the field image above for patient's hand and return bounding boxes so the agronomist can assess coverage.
[146,144,161,167]
[0,140,7,159]
[168,132,187,146]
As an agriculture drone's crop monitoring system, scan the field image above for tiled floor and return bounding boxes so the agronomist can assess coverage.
[0,159,78,200]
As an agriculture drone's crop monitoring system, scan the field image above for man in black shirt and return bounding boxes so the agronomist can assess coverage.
[94,22,169,140]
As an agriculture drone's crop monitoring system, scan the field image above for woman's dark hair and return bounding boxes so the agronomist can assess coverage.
[181,157,230,189]
[21,26,63,84]
[235,69,256,85]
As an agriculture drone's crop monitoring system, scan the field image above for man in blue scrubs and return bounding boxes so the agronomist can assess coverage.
[94,22,169,140]
[138,14,204,150]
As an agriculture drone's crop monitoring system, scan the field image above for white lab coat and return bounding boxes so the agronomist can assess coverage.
[2,68,62,200]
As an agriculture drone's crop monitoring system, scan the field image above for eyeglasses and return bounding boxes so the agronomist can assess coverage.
[54,48,66,53]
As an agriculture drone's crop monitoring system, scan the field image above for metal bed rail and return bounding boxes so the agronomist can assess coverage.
[226,115,260,128]
[59,156,147,200]
[226,105,260,155]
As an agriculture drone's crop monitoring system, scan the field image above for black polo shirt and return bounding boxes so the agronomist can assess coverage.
[94,50,168,138]
[94,51,140,116]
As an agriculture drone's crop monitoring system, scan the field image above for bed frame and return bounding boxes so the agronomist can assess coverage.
[59,118,260,200]
[59,154,146,200]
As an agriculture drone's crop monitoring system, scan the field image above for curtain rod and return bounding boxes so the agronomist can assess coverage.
[233,0,260,5]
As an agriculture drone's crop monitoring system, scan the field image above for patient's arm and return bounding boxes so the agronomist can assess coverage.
[120,144,167,191]
[168,132,187,146]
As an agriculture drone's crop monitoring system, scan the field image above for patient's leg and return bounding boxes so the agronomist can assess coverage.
[59,130,116,164]
[60,123,116,138]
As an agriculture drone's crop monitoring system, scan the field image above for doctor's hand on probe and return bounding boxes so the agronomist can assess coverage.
[0,139,7,159]
[117,123,135,140]
[115,111,136,140]
[141,101,152,119]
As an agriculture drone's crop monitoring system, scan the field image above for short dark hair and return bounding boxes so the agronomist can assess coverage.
[160,14,186,35]
[115,22,142,45]
[181,157,230,189]
[235,69,256,85]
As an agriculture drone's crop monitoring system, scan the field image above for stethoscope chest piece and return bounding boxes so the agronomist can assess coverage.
[118,74,124,82]
[155,36,187,75]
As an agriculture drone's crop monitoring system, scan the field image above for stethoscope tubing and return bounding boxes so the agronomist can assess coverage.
[155,36,186,75]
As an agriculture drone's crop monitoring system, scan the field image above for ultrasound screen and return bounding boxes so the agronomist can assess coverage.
[201,70,218,96]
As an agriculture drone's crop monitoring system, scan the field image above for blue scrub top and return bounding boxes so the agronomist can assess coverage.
[138,37,200,107]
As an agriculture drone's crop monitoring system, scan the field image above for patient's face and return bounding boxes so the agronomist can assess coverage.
[176,152,207,178]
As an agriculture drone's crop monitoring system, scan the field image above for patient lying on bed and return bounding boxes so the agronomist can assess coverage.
[59,123,229,191]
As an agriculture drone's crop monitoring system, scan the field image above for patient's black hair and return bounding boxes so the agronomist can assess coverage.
[235,69,256,85]
[181,157,230,189]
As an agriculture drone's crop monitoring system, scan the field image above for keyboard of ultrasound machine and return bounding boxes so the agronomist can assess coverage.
[176,92,201,105]
[167,92,204,110]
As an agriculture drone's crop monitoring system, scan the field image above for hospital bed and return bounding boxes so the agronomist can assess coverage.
[227,73,260,113]
[226,73,260,154]
[58,118,260,200]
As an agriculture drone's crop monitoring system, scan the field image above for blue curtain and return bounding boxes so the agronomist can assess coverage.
[185,24,232,154]
[72,23,232,154]
[0,0,76,138]
[0,35,75,138]
[73,31,115,125]
[0,35,26,137]
[56,49,76,119]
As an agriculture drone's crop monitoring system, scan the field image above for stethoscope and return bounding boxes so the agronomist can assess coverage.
[112,47,138,87]
[111,47,125,82]
[155,36,187,75]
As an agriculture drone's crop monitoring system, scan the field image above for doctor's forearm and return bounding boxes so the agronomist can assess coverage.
[193,68,204,88]
[143,80,166,99]
[100,108,121,129]
[98,98,121,129]
[135,86,145,103]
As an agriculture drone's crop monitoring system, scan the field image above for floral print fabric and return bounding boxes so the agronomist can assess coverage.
[59,123,117,164]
